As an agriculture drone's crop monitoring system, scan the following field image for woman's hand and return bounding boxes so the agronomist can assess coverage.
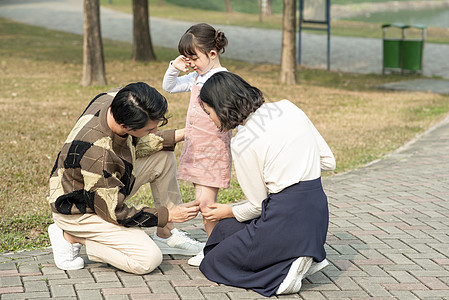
[201,203,234,222]
[172,55,191,73]
[168,201,200,223]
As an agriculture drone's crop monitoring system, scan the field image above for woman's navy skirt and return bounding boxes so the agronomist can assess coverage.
[199,177,329,297]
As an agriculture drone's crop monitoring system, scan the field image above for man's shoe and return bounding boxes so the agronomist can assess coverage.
[276,256,312,295]
[188,250,204,266]
[152,229,205,256]
[48,223,84,270]
[305,258,329,278]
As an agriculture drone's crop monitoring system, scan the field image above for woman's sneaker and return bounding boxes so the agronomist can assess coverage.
[276,256,312,295]
[153,229,205,256]
[188,250,204,266]
[48,223,84,270]
[305,258,329,278]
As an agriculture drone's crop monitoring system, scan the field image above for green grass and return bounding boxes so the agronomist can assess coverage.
[1,16,449,253]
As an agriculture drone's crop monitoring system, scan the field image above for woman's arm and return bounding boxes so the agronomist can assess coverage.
[308,118,336,171]
[231,145,268,222]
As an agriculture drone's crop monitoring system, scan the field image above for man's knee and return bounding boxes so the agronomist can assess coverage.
[128,249,163,275]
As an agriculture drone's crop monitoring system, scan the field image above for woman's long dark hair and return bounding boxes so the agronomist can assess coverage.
[200,72,264,131]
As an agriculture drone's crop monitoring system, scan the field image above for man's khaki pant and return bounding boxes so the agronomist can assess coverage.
[53,151,181,274]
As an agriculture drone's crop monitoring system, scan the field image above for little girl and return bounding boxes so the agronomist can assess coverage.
[162,23,231,266]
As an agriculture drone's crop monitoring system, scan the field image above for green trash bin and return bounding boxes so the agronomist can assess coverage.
[382,23,405,74]
[382,23,426,74]
[402,24,426,73]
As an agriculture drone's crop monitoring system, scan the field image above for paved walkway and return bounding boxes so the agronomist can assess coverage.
[1,0,449,299]
[0,0,449,79]
[1,114,448,299]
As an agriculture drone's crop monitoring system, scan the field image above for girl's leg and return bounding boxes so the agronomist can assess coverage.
[194,184,219,237]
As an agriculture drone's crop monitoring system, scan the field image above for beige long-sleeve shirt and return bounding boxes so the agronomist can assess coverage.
[231,100,336,222]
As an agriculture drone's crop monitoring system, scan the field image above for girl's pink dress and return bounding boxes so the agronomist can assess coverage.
[177,79,232,188]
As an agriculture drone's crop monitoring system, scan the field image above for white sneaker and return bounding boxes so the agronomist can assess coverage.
[48,223,84,270]
[188,250,204,267]
[305,258,329,278]
[276,256,312,295]
[152,229,205,256]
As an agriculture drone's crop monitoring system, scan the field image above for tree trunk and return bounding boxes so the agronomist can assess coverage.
[262,0,272,16]
[132,0,156,62]
[225,0,232,13]
[280,0,297,85]
[82,0,107,86]
[158,0,163,6]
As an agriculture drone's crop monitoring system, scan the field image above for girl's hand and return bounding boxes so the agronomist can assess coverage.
[201,203,234,222]
[172,55,190,73]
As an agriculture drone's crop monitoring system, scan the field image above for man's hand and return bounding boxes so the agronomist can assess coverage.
[168,201,200,223]
[172,55,191,73]
[175,128,185,143]
[201,203,234,223]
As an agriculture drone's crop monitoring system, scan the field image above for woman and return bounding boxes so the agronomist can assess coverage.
[198,72,336,297]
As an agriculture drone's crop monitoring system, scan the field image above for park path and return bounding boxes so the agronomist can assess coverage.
[0,0,449,78]
[1,1,449,299]
[1,112,448,299]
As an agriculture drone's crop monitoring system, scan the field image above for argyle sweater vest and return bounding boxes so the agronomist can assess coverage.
[48,90,168,227]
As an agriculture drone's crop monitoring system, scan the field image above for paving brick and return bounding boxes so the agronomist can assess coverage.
[0,291,50,299]
[331,276,363,291]
[357,265,390,277]
[200,286,245,293]
[386,271,420,283]
[102,286,151,295]
[414,290,449,299]
[299,291,325,300]
[418,276,449,290]
[75,281,123,290]
[92,271,121,282]
[171,279,218,287]
[183,269,207,280]
[131,293,180,300]
[75,289,103,300]
[148,280,176,294]
[175,286,205,299]
[66,268,93,279]
[321,290,370,298]
[104,295,131,300]
[411,258,446,270]
[159,264,186,276]
[0,286,23,294]
[144,274,190,281]
[360,283,392,297]
[331,260,361,271]
[119,275,147,287]
[0,276,22,287]
[50,284,77,297]
[382,282,428,291]
[383,253,415,265]
[389,290,421,300]
[17,263,41,274]
[23,280,48,292]
[203,293,231,300]
[226,289,262,299]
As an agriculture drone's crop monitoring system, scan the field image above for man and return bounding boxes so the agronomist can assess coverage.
[47,82,203,274]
